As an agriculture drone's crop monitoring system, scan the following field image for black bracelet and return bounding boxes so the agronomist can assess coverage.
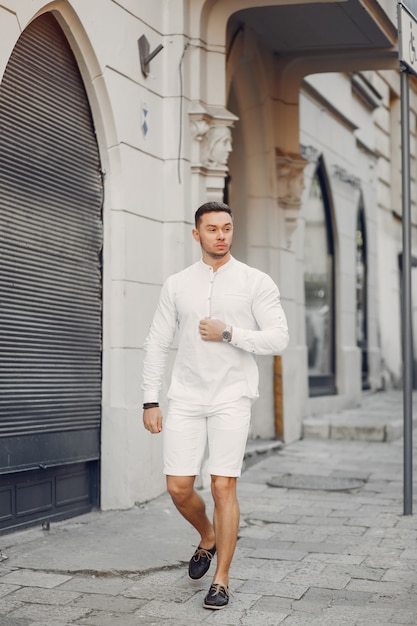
[143,402,159,410]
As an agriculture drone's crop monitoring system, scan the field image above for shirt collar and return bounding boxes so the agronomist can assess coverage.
[199,255,235,273]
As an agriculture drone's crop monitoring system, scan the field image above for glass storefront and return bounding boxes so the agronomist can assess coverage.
[304,169,336,395]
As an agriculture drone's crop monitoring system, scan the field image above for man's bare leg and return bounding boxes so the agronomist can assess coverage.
[210,475,239,587]
[166,475,215,548]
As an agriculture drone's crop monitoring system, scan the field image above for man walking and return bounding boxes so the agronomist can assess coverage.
[142,201,289,609]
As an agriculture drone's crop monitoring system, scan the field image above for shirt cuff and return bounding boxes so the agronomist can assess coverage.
[230,326,243,347]
[143,391,159,403]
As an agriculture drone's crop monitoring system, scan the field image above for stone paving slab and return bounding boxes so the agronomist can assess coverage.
[0,390,416,625]
[0,570,72,588]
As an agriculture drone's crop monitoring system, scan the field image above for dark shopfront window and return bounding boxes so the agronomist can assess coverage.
[304,168,336,396]
[356,201,369,389]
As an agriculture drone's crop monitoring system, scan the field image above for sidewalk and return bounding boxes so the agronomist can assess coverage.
[303,389,417,441]
[0,390,416,625]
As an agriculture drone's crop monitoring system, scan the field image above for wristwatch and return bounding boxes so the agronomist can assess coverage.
[221,325,232,342]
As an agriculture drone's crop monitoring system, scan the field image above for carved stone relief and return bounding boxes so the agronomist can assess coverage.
[275,148,309,247]
[189,102,237,202]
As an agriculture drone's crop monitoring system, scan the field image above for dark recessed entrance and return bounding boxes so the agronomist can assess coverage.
[0,14,103,531]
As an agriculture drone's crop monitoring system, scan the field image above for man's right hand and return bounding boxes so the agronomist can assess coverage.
[143,407,163,434]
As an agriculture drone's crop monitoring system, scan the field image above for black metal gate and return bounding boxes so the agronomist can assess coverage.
[0,13,103,531]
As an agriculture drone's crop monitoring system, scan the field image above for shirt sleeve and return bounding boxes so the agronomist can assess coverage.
[141,277,177,403]
[230,274,289,356]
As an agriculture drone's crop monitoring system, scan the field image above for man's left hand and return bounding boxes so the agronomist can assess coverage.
[199,318,226,341]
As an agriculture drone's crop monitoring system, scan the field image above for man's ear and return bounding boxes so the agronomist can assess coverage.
[192,228,200,242]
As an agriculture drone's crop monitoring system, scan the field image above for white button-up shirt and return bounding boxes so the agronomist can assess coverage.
[142,256,289,405]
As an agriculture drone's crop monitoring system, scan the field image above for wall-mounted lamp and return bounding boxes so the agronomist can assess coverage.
[138,34,163,77]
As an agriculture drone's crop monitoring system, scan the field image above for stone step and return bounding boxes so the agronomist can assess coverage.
[243,439,283,470]
[302,391,417,442]
[302,414,405,441]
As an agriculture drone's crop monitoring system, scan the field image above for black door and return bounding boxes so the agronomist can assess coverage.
[0,14,103,531]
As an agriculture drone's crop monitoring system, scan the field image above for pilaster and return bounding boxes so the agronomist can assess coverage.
[189,102,238,203]
[275,148,309,247]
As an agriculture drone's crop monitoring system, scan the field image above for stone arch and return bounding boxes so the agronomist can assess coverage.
[26,1,118,176]
[16,2,126,509]
[302,155,338,396]
[0,10,103,529]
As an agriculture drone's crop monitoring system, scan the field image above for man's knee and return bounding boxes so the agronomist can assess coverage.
[166,475,195,506]
[210,475,237,503]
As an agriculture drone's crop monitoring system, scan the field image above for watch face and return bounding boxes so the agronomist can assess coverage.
[222,330,231,341]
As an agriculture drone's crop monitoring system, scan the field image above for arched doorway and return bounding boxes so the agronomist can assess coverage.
[356,198,369,389]
[304,161,336,396]
[0,13,103,530]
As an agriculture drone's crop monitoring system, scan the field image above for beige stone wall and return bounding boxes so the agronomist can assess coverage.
[0,0,408,510]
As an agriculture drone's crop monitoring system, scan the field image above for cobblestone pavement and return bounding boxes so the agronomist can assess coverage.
[0,390,417,625]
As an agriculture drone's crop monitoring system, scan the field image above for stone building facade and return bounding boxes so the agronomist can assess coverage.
[0,0,413,530]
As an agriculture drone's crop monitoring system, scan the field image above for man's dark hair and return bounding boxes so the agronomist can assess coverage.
[194,202,233,228]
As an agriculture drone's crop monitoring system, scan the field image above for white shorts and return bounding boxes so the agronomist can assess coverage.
[163,398,252,478]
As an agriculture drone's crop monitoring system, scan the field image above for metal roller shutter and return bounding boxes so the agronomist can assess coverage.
[0,12,102,495]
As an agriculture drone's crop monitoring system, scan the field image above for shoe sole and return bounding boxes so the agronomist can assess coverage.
[203,602,228,610]
[188,570,209,582]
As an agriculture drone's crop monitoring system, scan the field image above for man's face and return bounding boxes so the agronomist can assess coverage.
[192,211,233,260]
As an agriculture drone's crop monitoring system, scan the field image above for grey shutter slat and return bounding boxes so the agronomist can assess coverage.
[0,14,102,470]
